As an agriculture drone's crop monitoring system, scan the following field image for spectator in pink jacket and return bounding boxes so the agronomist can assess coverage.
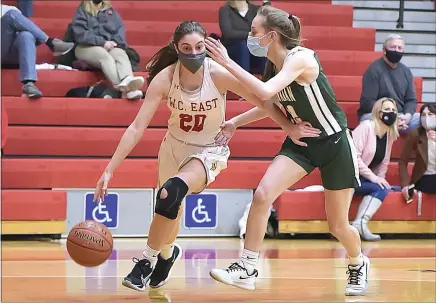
[351,97,401,241]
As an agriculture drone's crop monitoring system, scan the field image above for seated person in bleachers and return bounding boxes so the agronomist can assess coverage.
[399,103,436,200]
[71,0,144,100]
[357,34,420,134]
[1,4,74,98]
[352,97,400,241]
[218,0,267,75]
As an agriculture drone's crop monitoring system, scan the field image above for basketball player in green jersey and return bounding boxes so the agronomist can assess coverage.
[205,5,370,296]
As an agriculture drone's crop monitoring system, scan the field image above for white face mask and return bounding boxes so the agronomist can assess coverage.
[247,33,272,57]
[421,115,436,130]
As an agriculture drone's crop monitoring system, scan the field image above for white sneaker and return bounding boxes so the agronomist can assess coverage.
[210,262,258,291]
[345,255,370,296]
[125,90,143,100]
[116,76,145,92]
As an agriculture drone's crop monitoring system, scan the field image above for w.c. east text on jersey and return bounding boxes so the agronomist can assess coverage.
[276,47,347,138]
[166,58,226,146]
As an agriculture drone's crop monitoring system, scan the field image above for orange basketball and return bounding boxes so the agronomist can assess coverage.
[66,220,113,267]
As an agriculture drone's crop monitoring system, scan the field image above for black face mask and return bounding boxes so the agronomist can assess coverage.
[381,111,397,126]
[92,0,103,5]
[178,51,206,74]
[385,49,403,64]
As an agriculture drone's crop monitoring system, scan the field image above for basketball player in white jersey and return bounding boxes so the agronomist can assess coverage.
[93,21,301,292]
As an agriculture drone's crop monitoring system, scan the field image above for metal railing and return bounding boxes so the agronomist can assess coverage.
[396,0,405,28]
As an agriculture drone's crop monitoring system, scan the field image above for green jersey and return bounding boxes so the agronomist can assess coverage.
[276,47,348,138]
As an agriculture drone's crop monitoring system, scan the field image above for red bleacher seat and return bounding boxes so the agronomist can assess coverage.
[1,190,67,221]
[1,71,423,103]
[1,158,412,190]
[1,124,415,160]
[274,191,436,221]
[30,1,349,27]
[32,18,376,51]
[35,47,382,77]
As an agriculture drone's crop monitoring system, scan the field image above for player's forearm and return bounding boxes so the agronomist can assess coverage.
[230,107,268,128]
[105,125,144,174]
[263,100,292,130]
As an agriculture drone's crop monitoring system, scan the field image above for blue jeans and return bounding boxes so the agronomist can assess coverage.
[360,112,421,134]
[225,39,266,74]
[1,10,48,82]
[18,0,33,17]
[354,177,401,201]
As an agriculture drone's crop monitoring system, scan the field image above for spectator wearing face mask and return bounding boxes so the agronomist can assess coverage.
[218,0,268,75]
[1,4,75,98]
[351,97,401,241]
[399,103,436,201]
[357,34,419,133]
[71,0,144,100]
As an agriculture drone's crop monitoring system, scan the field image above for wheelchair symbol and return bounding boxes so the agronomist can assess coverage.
[92,203,113,224]
[192,198,211,224]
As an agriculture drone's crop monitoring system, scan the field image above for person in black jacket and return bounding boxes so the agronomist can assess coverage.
[218,1,267,75]
[71,0,144,100]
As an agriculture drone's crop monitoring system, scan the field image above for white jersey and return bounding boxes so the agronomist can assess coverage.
[166,58,226,146]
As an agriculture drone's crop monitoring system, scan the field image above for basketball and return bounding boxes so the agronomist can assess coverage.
[66,220,113,267]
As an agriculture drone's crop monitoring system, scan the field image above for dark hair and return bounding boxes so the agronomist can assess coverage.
[256,6,302,82]
[145,21,207,85]
[418,103,436,134]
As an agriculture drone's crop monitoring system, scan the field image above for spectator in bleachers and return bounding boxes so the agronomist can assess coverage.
[352,97,400,241]
[358,34,419,133]
[71,0,144,100]
[1,4,75,98]
[218,1,267,75]
[399,103,436,200]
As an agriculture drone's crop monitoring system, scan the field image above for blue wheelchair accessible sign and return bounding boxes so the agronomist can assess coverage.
[85,193,119,229]
[184,193,218,229]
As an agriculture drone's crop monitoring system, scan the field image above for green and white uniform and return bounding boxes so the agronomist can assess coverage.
[275,46,360,190]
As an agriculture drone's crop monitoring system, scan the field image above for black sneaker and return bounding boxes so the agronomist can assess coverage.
[122,257,153,291]
[149,243,182,288]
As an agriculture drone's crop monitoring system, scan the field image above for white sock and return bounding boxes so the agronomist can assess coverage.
[349,253,364,266]
[160,244,174,260]
[143,244,160,268]
[240,248,259,275]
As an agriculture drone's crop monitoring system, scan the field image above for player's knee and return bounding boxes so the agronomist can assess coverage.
[155,177,189,220]
[328,221,347,238]
[252,187,273,209]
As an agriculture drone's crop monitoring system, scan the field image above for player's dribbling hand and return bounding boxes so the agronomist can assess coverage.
[215,120,236,146]
[205,37,230,67]
[284,121,321,147]
[94,171,112,203]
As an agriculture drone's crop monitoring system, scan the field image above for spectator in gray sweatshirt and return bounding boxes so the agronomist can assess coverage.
[71,0,143,100]
[357,34,419,133]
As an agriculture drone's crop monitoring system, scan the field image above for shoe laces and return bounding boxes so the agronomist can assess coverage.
[226,262,245,273]
[131,257,151,277]
[346,264,364,285]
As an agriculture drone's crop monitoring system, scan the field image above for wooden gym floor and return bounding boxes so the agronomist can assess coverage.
[1,238,435,302]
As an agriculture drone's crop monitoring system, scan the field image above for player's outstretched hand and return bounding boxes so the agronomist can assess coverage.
[205,37,230,67]
[215,120,236,146]
[94,171,112,203]
[284,121,321,147]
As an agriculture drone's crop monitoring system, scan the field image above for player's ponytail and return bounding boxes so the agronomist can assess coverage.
[145,21,207,85]
[145,43,178,85]
[258,6,303,82]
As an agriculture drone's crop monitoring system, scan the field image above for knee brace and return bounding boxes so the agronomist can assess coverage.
[155,177,189,220]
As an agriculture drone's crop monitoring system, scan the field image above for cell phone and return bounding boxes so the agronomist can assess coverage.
[406,184,415,204]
